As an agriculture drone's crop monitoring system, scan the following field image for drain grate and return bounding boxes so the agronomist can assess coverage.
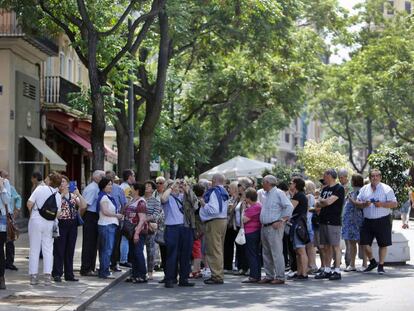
[0,294,72,305]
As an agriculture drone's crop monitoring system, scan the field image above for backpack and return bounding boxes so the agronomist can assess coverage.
[38,188,58,221]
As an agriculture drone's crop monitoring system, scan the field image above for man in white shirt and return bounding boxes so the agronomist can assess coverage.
[355,169,397,274]
[200,173,229,284]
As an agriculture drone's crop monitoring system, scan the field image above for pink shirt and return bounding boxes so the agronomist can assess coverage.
[244,202,262,234]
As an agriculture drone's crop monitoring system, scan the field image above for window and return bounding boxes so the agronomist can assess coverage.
[59,52,65,76]
[285,133,290,143]
[45,57,52,76]
[406,1,412,14]
[77,62,82,83]
[387,1,394,15]
[67,58,73,82]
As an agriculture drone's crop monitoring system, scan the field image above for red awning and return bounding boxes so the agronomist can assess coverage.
[56,126,92,152]
[56,126,117,163]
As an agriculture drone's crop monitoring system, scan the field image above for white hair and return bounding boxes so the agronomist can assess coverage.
[338,168,349,178]
[92,170,105,182]
[212,173,225,185]
[263,175,277,186]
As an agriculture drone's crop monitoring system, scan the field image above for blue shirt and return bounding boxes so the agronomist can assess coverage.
[111,183,127,212]
[8,185,22,213]
[0,180,11,232]
[83,181,100,212]
[162,193,184,225]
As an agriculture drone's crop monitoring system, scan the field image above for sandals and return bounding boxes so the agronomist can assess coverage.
[132,277,148,284]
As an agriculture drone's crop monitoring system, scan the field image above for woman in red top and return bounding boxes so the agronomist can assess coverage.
[241,187,262,283]
[124,183,147,283]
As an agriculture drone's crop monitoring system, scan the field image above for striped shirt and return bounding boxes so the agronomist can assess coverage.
[357,182,397,219]
[260,187,293,225]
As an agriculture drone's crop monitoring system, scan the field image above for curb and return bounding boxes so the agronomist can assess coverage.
[74,269,131,311]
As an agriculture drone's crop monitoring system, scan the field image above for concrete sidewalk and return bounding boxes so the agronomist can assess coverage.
[0,228,129,311]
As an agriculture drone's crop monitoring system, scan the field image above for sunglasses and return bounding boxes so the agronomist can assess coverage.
[156,182,164,185]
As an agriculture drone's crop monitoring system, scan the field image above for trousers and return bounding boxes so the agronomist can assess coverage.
[261,225,285,280]
[204,219,227,281]
[80,211,99,273]
[28,216,54,275]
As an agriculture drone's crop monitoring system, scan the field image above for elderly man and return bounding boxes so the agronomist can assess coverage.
[0,170,21,272]
[161,180,196,288]
[355,169,397,274]
[258,175,293,285]
[315,169,345,281]
[80,170,105,276]
[200,173,229,285]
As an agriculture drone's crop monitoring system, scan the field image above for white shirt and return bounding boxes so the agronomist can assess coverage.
[357,182,397,219]
[98,195,119,226]
[28,185,62,220]
[235,201,242,227]
[199,188,228,222]
[257,188,267,206]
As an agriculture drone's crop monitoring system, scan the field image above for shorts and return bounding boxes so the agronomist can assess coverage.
[360,216,392,247]
[313,229,320,247]
[293,229,306,249]
[319,224,341,246]
[192,239,202,259]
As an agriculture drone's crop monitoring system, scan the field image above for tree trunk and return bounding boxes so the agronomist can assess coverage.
[136,6,170,181]
[113,91,130,175]
[88,31,106,170]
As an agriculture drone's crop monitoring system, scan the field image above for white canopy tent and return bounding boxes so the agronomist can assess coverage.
[199,156,274,180]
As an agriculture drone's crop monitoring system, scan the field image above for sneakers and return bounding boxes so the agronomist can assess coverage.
[344,266,357,272]
[329,272,341,280]
[119,262,132,268]
[315,271,332,279]
[30,274,39,285]
[44,274,52,286]
[363,259,378,273]
[377,265,385,275]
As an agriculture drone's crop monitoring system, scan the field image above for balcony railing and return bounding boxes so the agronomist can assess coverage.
[0,9,23,36]
[43,76,81,107]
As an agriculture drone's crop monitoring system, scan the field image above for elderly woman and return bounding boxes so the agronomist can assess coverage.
[125,183,148,283]
[223,181,239,273]
[233,177,252,275]
[241,187,262,283]
[52,176,87,282]
[0,176,11,289]
[342,174,365,272]
[97,177,123,279]
[305,180,318,274]
[144,180,163,280]
[27,172,62,285]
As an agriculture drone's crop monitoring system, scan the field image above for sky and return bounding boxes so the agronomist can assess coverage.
[330,0,364,63]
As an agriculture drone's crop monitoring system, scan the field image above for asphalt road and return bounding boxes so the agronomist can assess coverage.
[87,222,414,311]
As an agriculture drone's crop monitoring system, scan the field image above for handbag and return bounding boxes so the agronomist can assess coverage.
[52,221,60,239]
[235,227,246,245]
[1,196,19,241]
[147,222,158,235]
[155,226,165,245]
[121,219,136,240]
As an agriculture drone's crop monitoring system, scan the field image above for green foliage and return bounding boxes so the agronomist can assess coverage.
[67,86,119,124]
[297,138,352,181]
[368,146,412,206]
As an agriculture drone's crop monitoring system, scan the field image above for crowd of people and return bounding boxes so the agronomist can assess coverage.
[0,166,410,289]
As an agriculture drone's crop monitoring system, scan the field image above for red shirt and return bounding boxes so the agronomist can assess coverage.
[124,198,147,225]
